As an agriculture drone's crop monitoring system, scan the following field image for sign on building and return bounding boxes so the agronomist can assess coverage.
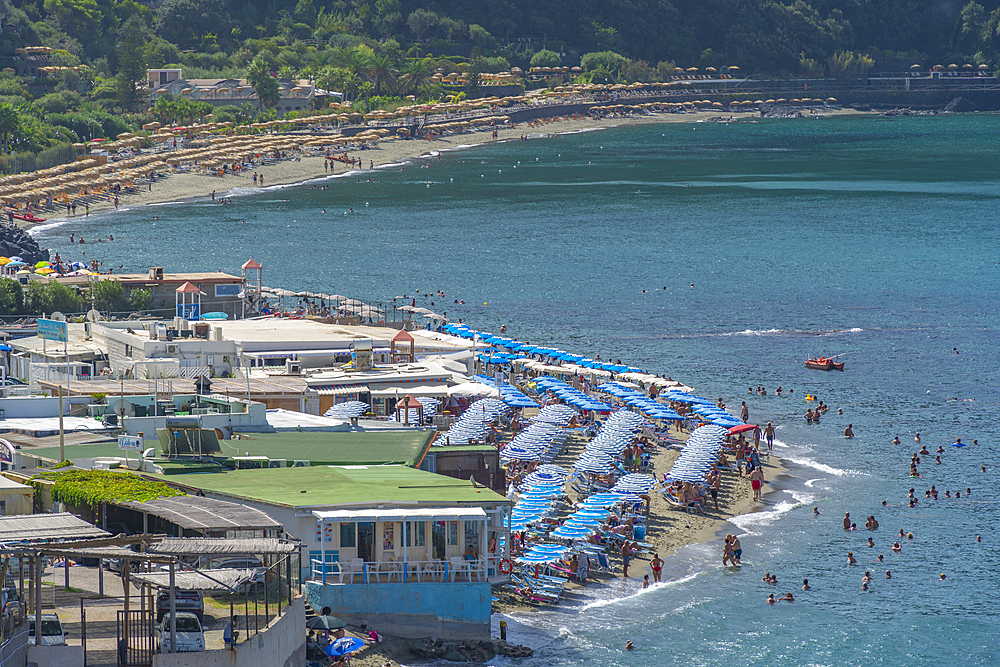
[118,435,143,451]
[38,318,68,342]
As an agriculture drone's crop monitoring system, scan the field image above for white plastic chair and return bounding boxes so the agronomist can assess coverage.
[338,558,363,583]
[449,556,472,582]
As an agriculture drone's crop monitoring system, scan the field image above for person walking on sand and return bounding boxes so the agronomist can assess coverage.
[749,465,763,501]
[764,422,775,451]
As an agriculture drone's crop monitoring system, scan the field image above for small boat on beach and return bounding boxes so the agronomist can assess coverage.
[805,355,845,371]
[11,213,46,223]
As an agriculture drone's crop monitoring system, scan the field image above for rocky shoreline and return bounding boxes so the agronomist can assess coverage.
[0,223,49,264]
[353,636,534,666]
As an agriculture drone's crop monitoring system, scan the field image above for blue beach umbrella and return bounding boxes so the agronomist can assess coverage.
[326,637,365,657]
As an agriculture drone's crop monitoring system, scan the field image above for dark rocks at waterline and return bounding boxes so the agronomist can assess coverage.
[0,224,49,265]
[412,638,533,662]
[880,108,939,117]
[943,96,976,112]
[758,103,803,119]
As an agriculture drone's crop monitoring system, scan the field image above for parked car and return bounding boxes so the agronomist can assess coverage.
[153,612,204,653]
[209,557,264,570]
[27,614,67,646]
[208,557,267,592]
[155,590,203,621]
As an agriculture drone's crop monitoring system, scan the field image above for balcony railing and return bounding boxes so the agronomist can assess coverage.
[310,556,504,585]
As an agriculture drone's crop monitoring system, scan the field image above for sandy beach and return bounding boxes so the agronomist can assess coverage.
[336,417,790,667]
[492,421,787,615]
[21,106,866,233]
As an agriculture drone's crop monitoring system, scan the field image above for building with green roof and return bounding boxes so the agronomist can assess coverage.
[146,463,510,640]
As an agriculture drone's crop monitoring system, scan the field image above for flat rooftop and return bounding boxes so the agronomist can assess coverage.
[40,376,308,397]
[26,430,435,467]
[211,319,469,352]
[55,272,241,287]
[225,430,435,467]
[149,465,507,508]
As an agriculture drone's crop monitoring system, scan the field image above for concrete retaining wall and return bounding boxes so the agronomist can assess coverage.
[152,596,305,667]
[306,581,490,640]
[26,644,83,667]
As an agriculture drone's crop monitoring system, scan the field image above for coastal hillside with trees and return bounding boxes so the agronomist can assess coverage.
[0,0,996,164]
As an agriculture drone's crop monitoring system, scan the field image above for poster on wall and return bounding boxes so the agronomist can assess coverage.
[382,524,394,551]
[317,523,334,543]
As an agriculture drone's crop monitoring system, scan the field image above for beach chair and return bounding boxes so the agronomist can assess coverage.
[515,585,559,606]
[595,552,614,574]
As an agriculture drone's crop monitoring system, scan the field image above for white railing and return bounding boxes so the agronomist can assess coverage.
[310,557,495,585]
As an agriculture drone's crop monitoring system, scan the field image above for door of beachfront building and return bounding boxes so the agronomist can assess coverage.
[358,522,376,562]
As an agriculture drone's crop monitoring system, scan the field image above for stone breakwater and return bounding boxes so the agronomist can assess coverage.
[0,224,49,264]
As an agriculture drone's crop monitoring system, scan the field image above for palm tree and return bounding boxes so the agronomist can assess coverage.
[397,59,433,96]
[368,54,398,95]
[153,97,176,125]
[247,57,281,110]
[337,48,371,81]
[339,71,362,102]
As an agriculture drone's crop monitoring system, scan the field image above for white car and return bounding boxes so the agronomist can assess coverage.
[154,612,205,653]
[27,614,67,646]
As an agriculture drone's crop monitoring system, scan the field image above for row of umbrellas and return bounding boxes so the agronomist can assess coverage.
[472,375,539,409]
[533,377,614,413]
[598,382,684,421]
[441,397,510,444]
[667,424,728,483]
[323,400,369,418]
[389,395,440,423]
[500,422,568,464]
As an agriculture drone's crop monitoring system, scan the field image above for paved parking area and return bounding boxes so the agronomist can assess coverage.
[29,564,252,665]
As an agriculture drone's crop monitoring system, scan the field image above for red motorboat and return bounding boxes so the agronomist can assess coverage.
[806,356,844,371]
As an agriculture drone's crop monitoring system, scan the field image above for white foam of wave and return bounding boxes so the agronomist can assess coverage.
[728,499,801,534]
[145,199,189,207]
[770,437,791,449]
[785,456,863,477]
[804,478,824,488]
[556,126,605,135]
[27,217,71,235]
[720,328,784,336]
[437,142,486,153]
[578,572,699,611]
[789,489,816,505]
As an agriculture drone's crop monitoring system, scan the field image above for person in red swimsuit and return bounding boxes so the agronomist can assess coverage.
[650,553,663,583]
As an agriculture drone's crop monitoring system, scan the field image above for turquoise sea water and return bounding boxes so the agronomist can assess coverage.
[33,113,1000,665]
